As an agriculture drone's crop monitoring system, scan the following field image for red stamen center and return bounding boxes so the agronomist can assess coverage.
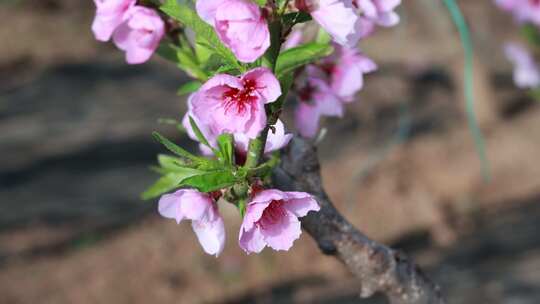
[256,200,286,229]
[222,79,258,114]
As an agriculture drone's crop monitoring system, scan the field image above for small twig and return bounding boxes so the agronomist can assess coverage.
[274,137,445,304]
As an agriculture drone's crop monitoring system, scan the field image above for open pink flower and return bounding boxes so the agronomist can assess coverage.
[298,0,363,47]
[197,0,270,63]
[112,6,165,64]
[504,42,540,89]
[183,98,292,156]
[295,74,344,138]
[190,67,281,139]
[158,189,226,256]
[92,0,136,41]
[327,45,377,101]
[294,46,376,137]
[495,0,540,26]
[239,189,320,253]
[356,0,401,27]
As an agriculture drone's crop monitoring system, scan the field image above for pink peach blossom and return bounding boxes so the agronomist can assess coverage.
[327,45,378,102]
[495,0,540,26]
[504,42,540,89]
[92,0,136,41]
[189,68,281,139]
[183,97,292,156]
[239,189,320,253]
[196,0,270,62]
[295,73,344,138]
[356,0,401,27]
[112,6,165,64]
[294,46,376,137]
[298,0,363,47]
[158,189,226,256]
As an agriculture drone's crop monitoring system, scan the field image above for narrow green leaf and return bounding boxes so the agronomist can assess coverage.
[152,132,199,161]
[315,28,331,44]
[142,168,206,200]
[443,0,491,181]
[160,0,245,72]
[157,154,188,171]
[188,116,216,152]
[176,47,209,81]
[177,81,202,95]
[216,133,235,165]
[180,170,237,192]
[157,43,179,62]
[275,43,334,78]
[252,0,266,7]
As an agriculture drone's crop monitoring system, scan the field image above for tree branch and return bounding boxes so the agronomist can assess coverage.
[273,137,445,304]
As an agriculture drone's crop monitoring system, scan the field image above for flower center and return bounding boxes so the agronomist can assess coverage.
[222,79,258,114]
[257,200,286,228]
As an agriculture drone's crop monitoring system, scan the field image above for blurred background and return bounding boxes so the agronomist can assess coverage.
[2,1,540,303]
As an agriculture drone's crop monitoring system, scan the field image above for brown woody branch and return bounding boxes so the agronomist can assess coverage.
[273,137,445,304]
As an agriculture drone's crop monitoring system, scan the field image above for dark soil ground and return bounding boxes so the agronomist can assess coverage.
[2,1,540,303]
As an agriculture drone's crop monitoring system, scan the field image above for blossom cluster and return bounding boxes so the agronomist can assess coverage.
[91,0,402,256]
[495,0,540,27]
[495,0,540,89]
[92,0,165,64]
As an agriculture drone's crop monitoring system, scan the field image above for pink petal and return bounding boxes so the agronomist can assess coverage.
[239,225,267,253]
[196,0,223,25]
[295,102,322,138]
[192,214,226,256]
[283,192,320,217]
[178,190,213,221]
[264,120,293,153]
[158,192,184,224]
[260,210,302,251]
[311,0,362,47]
[242,68,282,103]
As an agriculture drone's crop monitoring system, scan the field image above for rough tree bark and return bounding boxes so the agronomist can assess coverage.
[274,137,445,304]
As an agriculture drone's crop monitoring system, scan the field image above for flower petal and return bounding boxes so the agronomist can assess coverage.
[261,210,302,251]
[239,225,267,254]
[283,192,320,217]
[158,192,184,224]
[192,214,226,256]
[242,67,282,103]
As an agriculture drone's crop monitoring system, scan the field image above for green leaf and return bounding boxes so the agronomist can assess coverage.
[177,81,202,95]
[252,0,266,7]
[282,12,312,27]
[315,28,331,44]
[157,43,179,62]
[188,116,216,152]
[521,23,540,47]
[275,43,334,78]
[176,46,209,81]
[152,132,200,161]
[180,170,237,192]
[142,167,207,200]
[157,154,188,171]
[160,0,245,72]
[216,133,235,165]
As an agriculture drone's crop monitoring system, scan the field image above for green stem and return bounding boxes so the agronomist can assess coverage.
[244,126,270,168]
[443,0,491,181]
